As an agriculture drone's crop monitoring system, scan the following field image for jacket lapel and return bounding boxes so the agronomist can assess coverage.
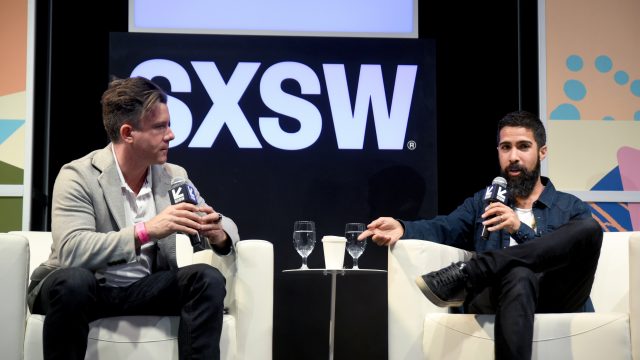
[152,164,178,268]
[95,145,127,230]
[152,164,172,212]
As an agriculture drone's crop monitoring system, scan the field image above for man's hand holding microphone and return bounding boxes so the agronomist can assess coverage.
[142,177,226,251]
[480,176,519,237]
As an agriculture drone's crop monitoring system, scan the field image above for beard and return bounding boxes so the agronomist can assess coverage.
[501,159,540,200]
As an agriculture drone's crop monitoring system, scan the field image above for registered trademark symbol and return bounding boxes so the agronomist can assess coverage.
[407,140,417,150]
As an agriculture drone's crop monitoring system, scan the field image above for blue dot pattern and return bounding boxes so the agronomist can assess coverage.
[567,55,583,71]
[550,54,639,120]
[631,80,640,97]
[595,55,613,73]
[564,80,587,101]
[550,104,580,120]
[614,71,629,85]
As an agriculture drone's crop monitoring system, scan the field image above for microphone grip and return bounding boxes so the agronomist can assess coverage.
[481,223,491,239]
[189,232,205,252]
[481,205,496,239]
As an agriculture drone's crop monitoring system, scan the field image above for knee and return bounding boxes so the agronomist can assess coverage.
[586,217,603,244]
[190,264,226,301]
[45,268,96,307]
[577,217,603,250]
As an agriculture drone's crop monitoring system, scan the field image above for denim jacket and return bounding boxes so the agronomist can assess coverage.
[401,177,592,252]
[400,176,594,311]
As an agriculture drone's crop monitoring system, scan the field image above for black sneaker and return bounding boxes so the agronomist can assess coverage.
[415,262,468,307]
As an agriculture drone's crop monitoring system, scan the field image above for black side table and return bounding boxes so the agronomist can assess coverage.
[283,269,386,360]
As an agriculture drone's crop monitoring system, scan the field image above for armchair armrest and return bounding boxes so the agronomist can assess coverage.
[235,240,273,360]
[0,233,30,360]
[630,233,640,360]
[177,236,273,360]
[388,239,472,360]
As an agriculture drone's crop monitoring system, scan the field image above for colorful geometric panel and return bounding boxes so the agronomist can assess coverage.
[0,119,24,145]
[0,197,22,232]
[588,164,636,232]
[0,0,27,96]
[0,160,22,184]
[617,146,640,230]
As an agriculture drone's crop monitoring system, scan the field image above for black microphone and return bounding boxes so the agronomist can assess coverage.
[481,176,508,239]
[168,177,203,249]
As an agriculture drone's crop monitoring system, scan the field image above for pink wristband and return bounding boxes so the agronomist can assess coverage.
[135,222,150,245]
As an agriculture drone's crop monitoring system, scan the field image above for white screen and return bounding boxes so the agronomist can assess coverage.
[129,0,417,38]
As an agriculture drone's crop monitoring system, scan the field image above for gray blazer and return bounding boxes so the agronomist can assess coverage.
[28,144,239,309]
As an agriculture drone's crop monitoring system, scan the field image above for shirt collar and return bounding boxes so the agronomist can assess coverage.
[111,145,152,193]
[534,176,556,209]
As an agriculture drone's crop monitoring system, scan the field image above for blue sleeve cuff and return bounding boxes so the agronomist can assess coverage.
[512,224,536,244]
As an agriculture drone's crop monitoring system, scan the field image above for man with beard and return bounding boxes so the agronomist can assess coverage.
[358,111,602,360]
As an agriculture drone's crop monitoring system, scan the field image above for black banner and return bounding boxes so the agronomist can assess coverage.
[110,32,436,359]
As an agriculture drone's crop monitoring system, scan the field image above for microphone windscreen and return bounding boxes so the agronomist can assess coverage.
[492,176,507,187]
[171,177,186,188]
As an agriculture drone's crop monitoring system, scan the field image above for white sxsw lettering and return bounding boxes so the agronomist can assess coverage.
[129,59,418,150]
[259,62,322,150]
[324,64,417,150]
[190,61,262,148]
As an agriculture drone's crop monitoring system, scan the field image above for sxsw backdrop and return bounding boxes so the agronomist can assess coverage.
[14,0,637,358]
[109,32,437,359]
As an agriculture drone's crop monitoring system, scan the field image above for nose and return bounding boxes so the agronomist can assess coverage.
[165,126,175,142]
[507,148,519,163]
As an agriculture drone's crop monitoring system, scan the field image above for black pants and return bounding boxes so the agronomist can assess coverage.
[31,263,226,360]
[463,218,603,360]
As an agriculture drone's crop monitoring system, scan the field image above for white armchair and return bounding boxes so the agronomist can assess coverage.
[1,231,273,360]
[388,231,640,360]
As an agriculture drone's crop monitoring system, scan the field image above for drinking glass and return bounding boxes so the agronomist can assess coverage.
[345,223,366,269]
[293,221,316,269]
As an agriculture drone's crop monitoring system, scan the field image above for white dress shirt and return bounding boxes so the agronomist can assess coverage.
[95,147,157,287]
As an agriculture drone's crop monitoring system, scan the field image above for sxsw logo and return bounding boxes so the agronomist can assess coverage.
[131,59,418,150]
[484,185,507,203]
[170,184,198,205]
[171,187,185,203]
[186,185,197,203]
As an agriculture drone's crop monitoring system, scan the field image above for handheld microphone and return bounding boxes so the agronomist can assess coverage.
[481,176,508,239]
[168,177,203,249]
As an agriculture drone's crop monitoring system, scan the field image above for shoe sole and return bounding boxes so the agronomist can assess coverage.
[415,276,464,308]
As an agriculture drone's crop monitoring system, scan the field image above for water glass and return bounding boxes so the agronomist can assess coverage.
[293,220,316,269]
[345,222,366,269]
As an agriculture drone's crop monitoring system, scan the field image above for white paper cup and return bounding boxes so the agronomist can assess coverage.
[322,235,347,269]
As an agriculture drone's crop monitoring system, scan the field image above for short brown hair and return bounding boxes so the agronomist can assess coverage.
[101,76,168,142]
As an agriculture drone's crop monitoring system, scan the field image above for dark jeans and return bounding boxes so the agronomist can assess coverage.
[31,263,226,360]
[463,218,603,360]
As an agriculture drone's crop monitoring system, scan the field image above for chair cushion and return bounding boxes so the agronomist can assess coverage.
[422,312,631,360]
[24,314,237,360]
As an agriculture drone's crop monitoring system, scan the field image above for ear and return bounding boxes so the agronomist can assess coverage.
[120,124,135,144]
[539,144,548,161]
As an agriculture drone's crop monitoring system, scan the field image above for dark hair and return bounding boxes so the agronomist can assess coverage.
[497,110,546,147]
[101,76,168,142]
